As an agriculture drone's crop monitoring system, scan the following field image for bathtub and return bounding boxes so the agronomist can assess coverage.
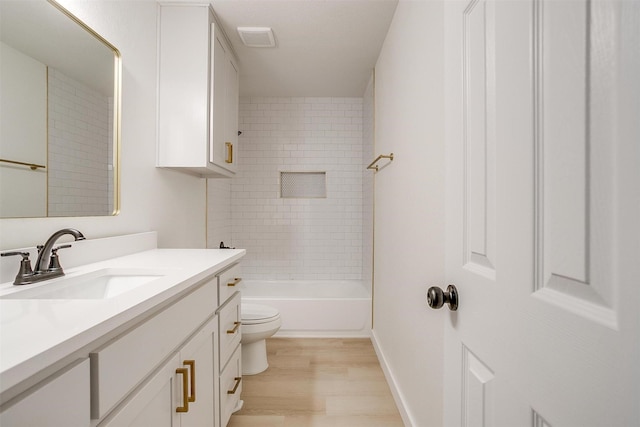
[238,280,372,337]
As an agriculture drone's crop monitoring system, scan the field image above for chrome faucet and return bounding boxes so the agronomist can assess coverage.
[1,228,85,285]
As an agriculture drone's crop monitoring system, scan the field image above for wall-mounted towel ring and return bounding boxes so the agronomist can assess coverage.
[367,153,394,172]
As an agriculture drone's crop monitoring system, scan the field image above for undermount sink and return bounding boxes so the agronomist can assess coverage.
[0,268,168,300]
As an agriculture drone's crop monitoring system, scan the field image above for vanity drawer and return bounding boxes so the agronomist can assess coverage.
[0,359,90,426]
[90,278,217,419]
[218,263,242,303]
[218,291,241,369]
[220,344,242,427]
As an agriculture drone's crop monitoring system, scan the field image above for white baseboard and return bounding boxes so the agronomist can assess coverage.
[370,329,414,427]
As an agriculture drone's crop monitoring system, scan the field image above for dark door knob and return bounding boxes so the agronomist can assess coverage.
[426,285,458,311]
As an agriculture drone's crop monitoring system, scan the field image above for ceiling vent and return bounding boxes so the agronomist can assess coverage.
[237,27,276,48]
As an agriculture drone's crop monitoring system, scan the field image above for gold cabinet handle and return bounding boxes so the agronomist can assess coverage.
[227,277,242,287]
[176,367,189,413]
[225,142,233,163]
[227,377,242,394]
[227,321,241,334]
[183,360,196,403]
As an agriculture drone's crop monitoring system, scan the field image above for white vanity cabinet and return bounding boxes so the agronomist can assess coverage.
[157,3,239,177]
[91,264,243,427]
[0,359,90,426]
[0,239,246,427]
[92,279,219,426]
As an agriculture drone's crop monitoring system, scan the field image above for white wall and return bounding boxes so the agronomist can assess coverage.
[0,43,47,218]
[372,1,446,426]
[0,0,206,251]
[206,178,232,248]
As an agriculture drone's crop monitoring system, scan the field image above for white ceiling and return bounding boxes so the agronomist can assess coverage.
[210,0,399,97]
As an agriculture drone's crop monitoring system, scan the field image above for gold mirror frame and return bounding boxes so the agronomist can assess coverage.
[48,0,122,216]
[0,0,121,217]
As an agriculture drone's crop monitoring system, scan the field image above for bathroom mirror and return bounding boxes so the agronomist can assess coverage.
[0,0,121,218]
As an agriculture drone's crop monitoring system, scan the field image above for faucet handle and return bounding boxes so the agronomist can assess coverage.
[52,244,72,253]
[1,251,34,285]
[48,245,72,272]
[1,251,30,259]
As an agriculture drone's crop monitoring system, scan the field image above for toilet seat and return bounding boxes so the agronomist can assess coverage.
[242,303,280,325]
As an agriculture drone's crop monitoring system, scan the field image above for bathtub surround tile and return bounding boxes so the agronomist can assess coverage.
[208,92,374,286]
[232,97,365,281]
[229,338,404,427]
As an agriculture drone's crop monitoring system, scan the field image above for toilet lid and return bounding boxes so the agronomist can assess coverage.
[242,303,280,324]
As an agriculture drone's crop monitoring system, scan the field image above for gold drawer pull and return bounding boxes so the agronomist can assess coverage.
[225,142,233,163]
[227,277,242,287]
[227,377,242,394]
[184,360,196,403]
[227,321,241,334]
[176,367,189,413]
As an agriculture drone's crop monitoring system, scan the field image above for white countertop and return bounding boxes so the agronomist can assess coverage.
[0,248,245,395]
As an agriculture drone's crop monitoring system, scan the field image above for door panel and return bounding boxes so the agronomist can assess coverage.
[463,0,497,278]
[461,346,495,427]
[534,0,617,325]
[444,0,639,426]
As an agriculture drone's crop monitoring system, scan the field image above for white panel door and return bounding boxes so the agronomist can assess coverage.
[443,0,639,426]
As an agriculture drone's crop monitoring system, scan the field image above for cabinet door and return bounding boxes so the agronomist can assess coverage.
[223,54,239,173]
[99,354,179,427]
[91,279,217,419]
[157,5,210,168]
[0,359,90,427]
[100,318,218,427]
[210,25,229,171]
[180,317,219,427]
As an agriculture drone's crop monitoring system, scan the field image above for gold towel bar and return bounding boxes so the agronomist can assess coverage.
[0,158,46,170]
[367,153,394,172]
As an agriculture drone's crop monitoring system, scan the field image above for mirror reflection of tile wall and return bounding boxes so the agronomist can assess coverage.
[48,68,113,217]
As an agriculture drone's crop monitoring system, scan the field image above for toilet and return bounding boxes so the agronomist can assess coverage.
[241,303,282,375]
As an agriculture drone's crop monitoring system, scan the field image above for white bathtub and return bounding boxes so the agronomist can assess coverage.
[239,280,372,338]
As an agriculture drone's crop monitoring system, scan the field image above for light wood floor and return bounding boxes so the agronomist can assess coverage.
[228,338,405,427]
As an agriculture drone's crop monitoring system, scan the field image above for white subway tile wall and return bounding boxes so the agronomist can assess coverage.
[48,68,112,216]
[232,97,365,280]
[207,96,374,282]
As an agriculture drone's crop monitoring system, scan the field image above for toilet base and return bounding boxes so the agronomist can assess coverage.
[242,339,269,375]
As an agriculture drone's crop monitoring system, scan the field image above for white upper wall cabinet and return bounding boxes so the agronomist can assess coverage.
[157,4,239,177]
